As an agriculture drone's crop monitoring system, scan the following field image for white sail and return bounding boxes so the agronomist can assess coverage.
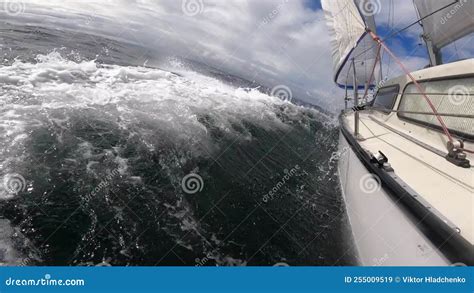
[321,0,379,89]
[414,0,474,50]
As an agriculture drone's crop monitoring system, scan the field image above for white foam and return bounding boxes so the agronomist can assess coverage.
[0,219,27,266]
[0,52,330,265]
[0,52,312,157]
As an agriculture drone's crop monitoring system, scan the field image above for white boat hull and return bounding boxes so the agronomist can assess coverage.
[337,131,450,266]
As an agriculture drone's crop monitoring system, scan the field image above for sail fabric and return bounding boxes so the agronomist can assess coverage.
[414,0,474,49]
[321,0,379,89]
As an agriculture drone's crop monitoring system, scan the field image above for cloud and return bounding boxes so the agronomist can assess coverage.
[0,0,438,111]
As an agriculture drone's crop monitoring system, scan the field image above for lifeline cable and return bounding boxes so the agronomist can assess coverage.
[367,30,474,154]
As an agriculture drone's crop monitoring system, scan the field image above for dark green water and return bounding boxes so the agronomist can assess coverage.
[0,24,354,266]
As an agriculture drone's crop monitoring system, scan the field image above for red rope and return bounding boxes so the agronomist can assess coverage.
[367,31,454,144]
[460,148,474,154]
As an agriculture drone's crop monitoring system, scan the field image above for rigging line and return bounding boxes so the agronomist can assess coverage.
[384,49,392,78]
[453,40,461,60]
[460,148,474,154]
[379,33,387,79]
[389,0,394,31]
[391,0,395,28]
[402,92,474,96]
[367,30,455,146]
[368,108,474,119]
[335,0,367,28]
[412,0,422,27]
[360,117,474,176]
[362,44,382,100]
[370,32,474,156]
[352,0,459,61]
[345,57,353,85]
[386,41,422,78]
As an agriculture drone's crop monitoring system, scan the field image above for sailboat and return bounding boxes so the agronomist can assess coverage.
[321,0,473,266]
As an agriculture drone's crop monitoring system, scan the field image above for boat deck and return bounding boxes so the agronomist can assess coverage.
[342,111,474,246]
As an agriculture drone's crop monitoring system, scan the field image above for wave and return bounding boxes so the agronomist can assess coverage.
[0,52,350,266]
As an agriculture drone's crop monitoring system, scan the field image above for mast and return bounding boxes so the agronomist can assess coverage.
[352,58,359,137]
[424,38,442,66]
[364,2,377,32]
[413,0,474,66]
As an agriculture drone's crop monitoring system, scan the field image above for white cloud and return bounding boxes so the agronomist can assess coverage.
[0,0,337,106]
[0,0,438,111]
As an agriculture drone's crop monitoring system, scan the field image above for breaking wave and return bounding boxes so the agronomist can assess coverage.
[0,51,352,266]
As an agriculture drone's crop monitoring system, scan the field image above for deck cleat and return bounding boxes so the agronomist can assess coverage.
[446,140,471,168]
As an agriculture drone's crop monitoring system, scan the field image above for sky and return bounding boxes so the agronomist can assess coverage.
[0,0,472,111]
